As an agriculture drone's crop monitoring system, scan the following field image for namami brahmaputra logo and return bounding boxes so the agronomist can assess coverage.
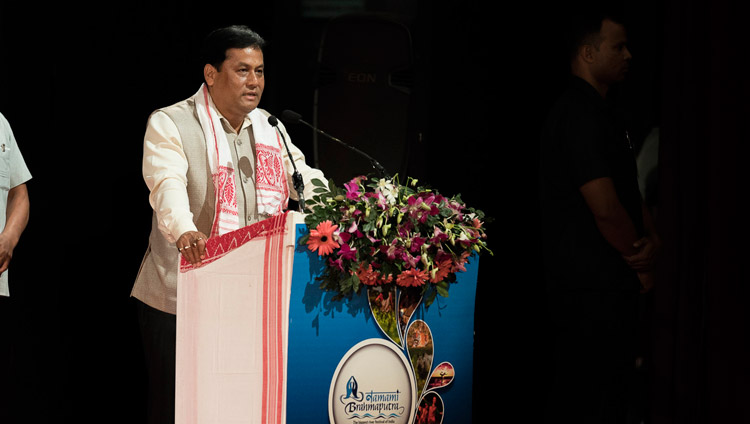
[338,376,405,420]
[329,339,416,424]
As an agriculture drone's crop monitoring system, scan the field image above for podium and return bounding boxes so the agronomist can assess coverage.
[176,212,479,423]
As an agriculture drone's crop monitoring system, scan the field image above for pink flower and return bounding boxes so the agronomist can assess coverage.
[446,200,465,219]
[381,240,405,260]
[431,227,449,244]
[402,252,422,269]
[450,251,472,273]
[328,257,344,271]
[344,180,362,200]
[346,221,364,239]
[338,243,357,260]
[402,193,440,223]
[409,236,426,253]
[307,220,340,256]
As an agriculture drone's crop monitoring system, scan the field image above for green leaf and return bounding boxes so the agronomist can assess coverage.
[423,289,437,307]
[340,274,353,292]
[311,178,328,188]
[436,283,450,298]
[351,272,360,294]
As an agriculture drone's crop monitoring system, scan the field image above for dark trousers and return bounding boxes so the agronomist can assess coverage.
[545,289,639,424]
[136,299,176,424]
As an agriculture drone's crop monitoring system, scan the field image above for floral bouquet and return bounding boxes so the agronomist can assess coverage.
[299,174,491,306]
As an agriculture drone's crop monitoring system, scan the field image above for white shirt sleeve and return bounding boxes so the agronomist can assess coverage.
[142,111,198,243]
[0,116,32,189]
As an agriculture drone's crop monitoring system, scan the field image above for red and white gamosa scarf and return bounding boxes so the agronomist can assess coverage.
[193,84,289,238]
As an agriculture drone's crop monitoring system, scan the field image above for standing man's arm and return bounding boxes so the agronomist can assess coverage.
[580,177,656,292]
[0,183,29,274]
[623,202,660,271]
[580,176,640,256]
[624,202,660,293]
[143,111,207,266]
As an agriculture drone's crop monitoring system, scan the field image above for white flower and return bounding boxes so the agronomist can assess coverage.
[376,178,397,205]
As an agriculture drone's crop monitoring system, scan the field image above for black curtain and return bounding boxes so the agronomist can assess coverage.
[2,0,750,422]
[651,0,750,422]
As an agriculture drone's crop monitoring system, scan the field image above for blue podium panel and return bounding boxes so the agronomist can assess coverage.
[287,224,478,423]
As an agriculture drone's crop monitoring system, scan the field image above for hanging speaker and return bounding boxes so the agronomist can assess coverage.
[314,13,415,185]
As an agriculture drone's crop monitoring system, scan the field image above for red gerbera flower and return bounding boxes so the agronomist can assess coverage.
[429,258,453,284]
[396,268,428,288]
[307,220,340,256]
[353,262,393,286]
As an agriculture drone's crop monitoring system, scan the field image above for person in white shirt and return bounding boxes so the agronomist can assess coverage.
[131,25,325,423]
[0,113,31,299]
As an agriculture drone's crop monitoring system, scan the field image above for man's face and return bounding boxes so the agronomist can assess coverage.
[205,46,265,123]
[591,19,632,84]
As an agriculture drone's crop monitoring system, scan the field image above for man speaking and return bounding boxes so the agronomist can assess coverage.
[131,25,325,423]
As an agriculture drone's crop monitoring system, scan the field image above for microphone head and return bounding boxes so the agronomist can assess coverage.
[280,110,302,124]
[267,115,279,127]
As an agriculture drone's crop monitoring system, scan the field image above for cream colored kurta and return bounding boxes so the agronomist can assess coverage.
[132,98,325,314]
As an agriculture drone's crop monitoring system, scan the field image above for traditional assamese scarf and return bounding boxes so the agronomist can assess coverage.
[193,84,289,238]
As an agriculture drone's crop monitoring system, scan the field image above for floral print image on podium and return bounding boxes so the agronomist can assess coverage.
[301,174,491,424]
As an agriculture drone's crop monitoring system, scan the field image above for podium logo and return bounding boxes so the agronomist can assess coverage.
[337,376,405,420]
[345,376,363,401]
[329,339,415,424]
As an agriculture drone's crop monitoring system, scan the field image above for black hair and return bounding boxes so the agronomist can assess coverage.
[566,8,626,62]
[199,25,266,71]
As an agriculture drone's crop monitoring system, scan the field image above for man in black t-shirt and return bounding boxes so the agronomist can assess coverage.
[539,12,659,423]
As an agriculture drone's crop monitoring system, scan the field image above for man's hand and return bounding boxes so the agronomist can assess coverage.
[0,233,16,274]
[177,231,208,266]
[623,236,660,271]
[637,270,655,294]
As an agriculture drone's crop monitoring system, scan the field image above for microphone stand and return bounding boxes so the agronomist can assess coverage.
[268,116,305,212]
[280,110,390,179]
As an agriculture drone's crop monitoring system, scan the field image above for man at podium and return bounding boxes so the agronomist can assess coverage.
[131,25,325,423]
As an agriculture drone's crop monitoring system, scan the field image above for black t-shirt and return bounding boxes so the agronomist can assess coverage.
[539,76,643,292]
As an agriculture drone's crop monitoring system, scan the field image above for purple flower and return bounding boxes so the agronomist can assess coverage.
[381,240,405,261]
[344,180,362,200]
[402,252,422,269]
[409,236,426,253]
[431,227,449,244]
[338,243,358,260]
[401,193,441,224]
[328,256,344,271]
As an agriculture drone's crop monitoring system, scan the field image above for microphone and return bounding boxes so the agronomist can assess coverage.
[268,115,305,212]
[280,110,302,125]
[279,110,389,178]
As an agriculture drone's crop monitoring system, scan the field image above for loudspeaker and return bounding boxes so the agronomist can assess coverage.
[314,13,415,185]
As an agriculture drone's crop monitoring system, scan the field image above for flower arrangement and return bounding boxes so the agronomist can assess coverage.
[299,175,491,305]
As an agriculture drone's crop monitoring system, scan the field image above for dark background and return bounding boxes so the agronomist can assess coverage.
[0,0,748,422]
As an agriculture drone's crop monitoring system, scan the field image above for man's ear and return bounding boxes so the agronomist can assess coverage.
[204,64,217,86]
[580,44,597,64]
